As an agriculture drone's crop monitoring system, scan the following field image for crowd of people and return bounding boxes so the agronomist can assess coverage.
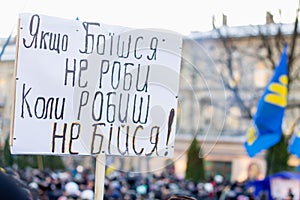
[0,165,255,200]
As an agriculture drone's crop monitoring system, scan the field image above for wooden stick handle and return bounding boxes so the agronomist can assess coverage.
[95,154,106,200]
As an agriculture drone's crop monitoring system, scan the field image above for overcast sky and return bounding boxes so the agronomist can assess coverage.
[0,0,299,37]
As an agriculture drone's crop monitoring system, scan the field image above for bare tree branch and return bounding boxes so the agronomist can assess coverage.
[214,28,253,119]
[288,2,300,85]
[258,26,276,69]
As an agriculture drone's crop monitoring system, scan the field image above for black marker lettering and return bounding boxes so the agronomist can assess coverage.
[61,35,68,51]
[91,123,105,154]
[136,64,150,92]
[99,59,110,89]
[69,123,80,154]
[79,22,100,54]
[147,37,158,60]
[79,59,88,88]
[132,125,144,155]
[92,91,104,121]
[145,126,160,156]
[118,93,129,123]
[23,14,40,48]
[43,98,54,119]
[134,36,143,59]
[34,97,46,119]
[117,35,131,58]
[132,94,150,124]
[51,122,67,153]
[123,63,133,91]
[64,58,76,87]
[106,92,116,123]
[109,32,114,56]
[111,61,121,89]
[48,32,61,53]
[108,123,113,155]
[77,91,89,120]
[54,97,65,120]
[23,15,68,53]
[96,34,105,55]
[117,125,129,155]
[21,83,32,118]
[39,31,49,49]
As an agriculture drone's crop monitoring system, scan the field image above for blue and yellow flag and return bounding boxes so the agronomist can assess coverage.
[245,45,288,157]
[288,124,300,157]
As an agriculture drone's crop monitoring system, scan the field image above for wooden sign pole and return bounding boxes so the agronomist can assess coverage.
[95,154,106,200]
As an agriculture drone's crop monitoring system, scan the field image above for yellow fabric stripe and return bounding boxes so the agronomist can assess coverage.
[247,127,257,145]
[280,75,288,85]
[269,83,287,97]
[265,94,287,107]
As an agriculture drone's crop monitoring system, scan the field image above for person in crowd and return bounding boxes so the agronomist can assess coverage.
[286,188,294,200]
[167,195,197,200]
[0,165,259,200]
[0,167,33,200]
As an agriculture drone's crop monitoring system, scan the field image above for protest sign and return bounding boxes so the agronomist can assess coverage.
[11,13,182,158]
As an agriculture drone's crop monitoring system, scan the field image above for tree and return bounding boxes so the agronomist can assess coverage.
[185,137,205,182]
[3,137,65,170]
[266,134,290,175]
[3,137,13,166]
[42,155,65,170]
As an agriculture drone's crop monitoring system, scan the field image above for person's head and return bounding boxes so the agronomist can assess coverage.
[64,181,80,197]
[167,195,197,200]
[0,170,32,200]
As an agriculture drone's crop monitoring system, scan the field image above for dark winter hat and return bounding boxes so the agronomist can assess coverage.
[0,171,31,200]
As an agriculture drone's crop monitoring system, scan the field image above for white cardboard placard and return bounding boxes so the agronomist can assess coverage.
[11,13,182,157]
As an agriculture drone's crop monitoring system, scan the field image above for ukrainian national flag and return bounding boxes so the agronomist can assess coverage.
[245,45,288,157]
[288,125,300,157]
